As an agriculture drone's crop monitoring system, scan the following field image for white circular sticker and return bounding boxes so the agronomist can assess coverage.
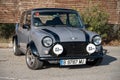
[53,44,63,55]
[86,43,96,54]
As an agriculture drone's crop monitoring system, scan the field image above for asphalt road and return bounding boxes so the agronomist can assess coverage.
[0,46,120,80]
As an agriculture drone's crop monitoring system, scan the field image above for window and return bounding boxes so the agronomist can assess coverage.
[20,12,26,27]
[25,12,31,25]
[69,14,80,27]
[32,11,82,28]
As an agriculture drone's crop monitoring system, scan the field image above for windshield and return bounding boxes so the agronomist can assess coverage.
[32,11,84,28]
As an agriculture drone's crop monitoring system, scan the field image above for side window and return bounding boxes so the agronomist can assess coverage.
[25,13,31,26]
[20,12,26,28]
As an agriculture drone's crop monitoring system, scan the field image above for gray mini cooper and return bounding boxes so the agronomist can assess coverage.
[13,8,106,70]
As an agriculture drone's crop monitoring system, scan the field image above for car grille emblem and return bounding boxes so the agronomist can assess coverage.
[71,37,77,40]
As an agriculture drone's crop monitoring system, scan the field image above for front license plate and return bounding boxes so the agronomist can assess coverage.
[60,59,86,66]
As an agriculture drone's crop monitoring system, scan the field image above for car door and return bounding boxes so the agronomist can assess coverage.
[18,11,31,53]
[17,12,26,52]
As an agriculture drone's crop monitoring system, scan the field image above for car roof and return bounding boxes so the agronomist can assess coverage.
[26,8,77,12]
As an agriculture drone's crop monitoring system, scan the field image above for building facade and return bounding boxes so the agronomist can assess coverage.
[0,0,120,24]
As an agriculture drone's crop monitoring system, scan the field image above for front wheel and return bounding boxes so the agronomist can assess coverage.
[26,47,44,70]
[86,58,103,66]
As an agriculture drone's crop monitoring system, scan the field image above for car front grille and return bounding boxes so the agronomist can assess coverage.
[60,42,89,57]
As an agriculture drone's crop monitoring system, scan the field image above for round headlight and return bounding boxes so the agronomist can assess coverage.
[86,43,96,54]
[42,36,53,47]
[53,44,63,56]
[93,36,102,45]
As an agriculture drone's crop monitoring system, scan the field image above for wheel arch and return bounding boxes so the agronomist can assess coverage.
[27,41,39,57]
[12,35,18,43]
[12,35,19,48]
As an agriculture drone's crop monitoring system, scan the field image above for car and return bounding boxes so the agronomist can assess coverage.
[12,8,106,70]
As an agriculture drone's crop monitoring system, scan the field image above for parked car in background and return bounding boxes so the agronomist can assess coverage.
[13,8,106,70]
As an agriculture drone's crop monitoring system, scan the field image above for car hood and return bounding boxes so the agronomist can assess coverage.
[37,26,97,42]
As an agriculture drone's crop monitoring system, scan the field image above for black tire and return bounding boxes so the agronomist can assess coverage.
[86,58,103,66]
[13,39,21,56]
[26,47,43,70]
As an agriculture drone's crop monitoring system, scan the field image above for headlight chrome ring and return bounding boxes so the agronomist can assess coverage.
[42,36,53,47]
[92,35,102,46]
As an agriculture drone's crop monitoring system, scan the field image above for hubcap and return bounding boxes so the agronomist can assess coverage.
[26,49,35,67]
[13,41,16,53]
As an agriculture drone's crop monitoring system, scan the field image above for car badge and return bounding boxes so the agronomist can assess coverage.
[71,37,77,40]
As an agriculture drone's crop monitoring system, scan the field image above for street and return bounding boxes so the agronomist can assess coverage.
[0,46,120,80]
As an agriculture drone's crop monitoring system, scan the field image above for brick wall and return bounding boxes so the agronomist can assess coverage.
[0,0,119,24]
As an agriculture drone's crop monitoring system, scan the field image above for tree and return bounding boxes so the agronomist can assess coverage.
[0,24,15,39]
[81,5,112,41]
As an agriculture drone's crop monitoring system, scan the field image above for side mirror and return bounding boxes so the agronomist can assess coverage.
[85,24,90,28]
[23,24,30,29]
